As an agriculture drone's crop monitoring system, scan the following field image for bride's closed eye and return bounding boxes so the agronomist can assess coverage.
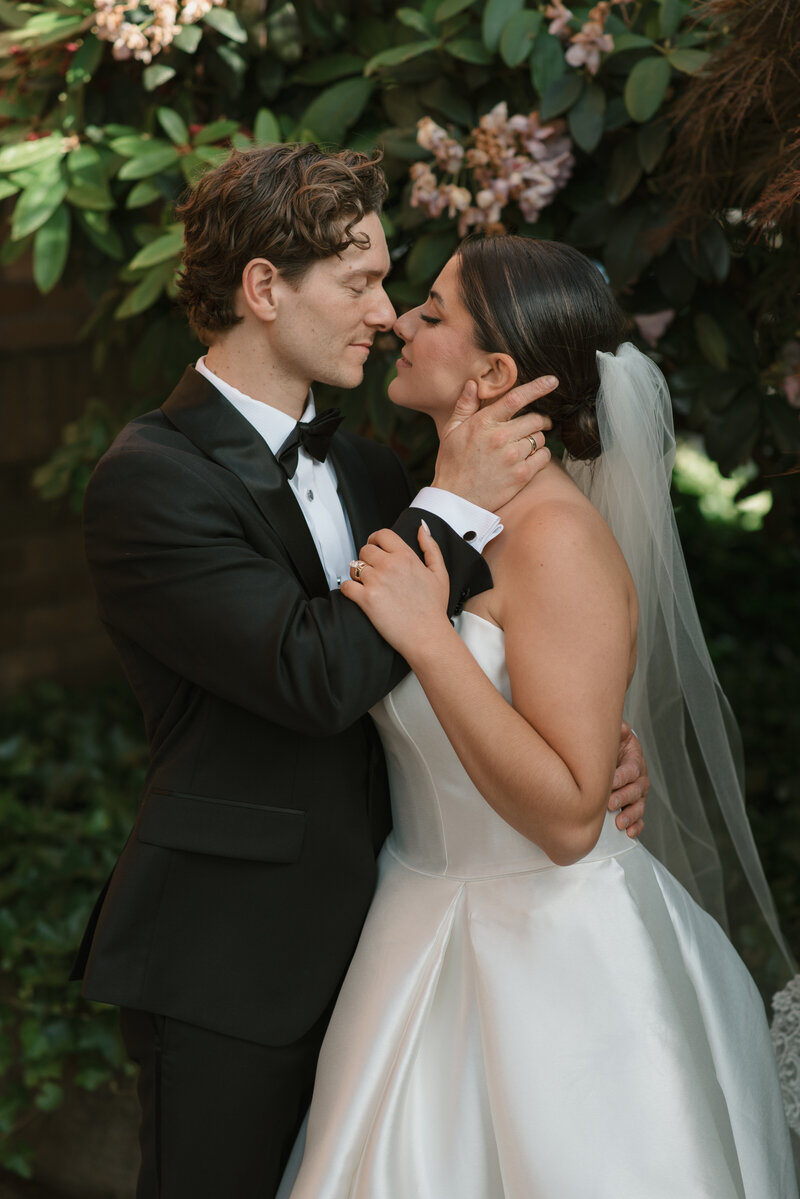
[420,313,441,326]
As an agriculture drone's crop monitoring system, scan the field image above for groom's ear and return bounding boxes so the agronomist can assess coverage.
[476,353,518,404]
[241,257,280,323]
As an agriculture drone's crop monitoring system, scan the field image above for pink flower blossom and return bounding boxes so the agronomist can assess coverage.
[93,0,225,63]
[633,310,676,347]
[410,102,575,235]
[545,1,573,38]
[565,2,614,75]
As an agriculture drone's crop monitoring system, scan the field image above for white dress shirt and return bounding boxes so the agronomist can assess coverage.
[195,358,501,589]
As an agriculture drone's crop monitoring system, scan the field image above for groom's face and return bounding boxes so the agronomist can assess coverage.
[271,212,396,391]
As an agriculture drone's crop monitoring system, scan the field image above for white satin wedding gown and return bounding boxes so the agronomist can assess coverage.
[281,611,797,1198]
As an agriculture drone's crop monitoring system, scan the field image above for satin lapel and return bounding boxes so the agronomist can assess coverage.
[327,433,382,553]
[162,367,329,598]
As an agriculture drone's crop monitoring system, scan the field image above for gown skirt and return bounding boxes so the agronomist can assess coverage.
[280,611,797,1199]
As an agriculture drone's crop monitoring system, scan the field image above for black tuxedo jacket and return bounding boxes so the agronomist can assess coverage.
[72,366,491,1046]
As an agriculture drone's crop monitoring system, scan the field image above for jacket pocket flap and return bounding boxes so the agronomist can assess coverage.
[137,790,306,863]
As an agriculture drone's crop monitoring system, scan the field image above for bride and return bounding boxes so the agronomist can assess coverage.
[282,236,797,1197]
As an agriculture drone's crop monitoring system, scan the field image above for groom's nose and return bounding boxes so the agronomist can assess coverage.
[366,287,397,331]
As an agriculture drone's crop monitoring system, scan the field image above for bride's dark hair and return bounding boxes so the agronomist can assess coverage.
[456,236,627,461]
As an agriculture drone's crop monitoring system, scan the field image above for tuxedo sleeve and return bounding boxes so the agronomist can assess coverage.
[83,445,492,735]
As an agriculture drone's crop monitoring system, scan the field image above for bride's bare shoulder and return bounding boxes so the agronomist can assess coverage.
[494,461,634,595]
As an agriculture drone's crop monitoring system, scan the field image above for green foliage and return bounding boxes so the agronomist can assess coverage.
[673,471,800,971]
[0,682,146,1172]
[0,0,797,508]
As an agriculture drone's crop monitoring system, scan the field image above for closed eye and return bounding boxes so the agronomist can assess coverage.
[420,314,440,325]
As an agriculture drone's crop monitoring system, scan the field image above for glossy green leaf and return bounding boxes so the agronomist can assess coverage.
[32,203,70,293]
[192,146,230,165]
[607,32,654,55]
[659,0,686,39]
[77,207,124,258]
[65,183,114,211]
[499,10,542,69]
[365,40,440,75]
[530,32,566,97]
[435,0,478,19]
[0,0,30,27]
[125,180,162,209]
[698,222,730,283]
[605,138,642,205]
[406,230,459,285]
[172,23,203,53]
[568,81,605,153]
[397,7,437,36]
[624,56,671,123]
[216,42,248,75]
[445,37,493,64]
[695,313,729,371]
[539,72,582,121]
[127,228,184,271]
[302,77,374,143]
[418,78,473,126]
[291,54,366,85]
[65,34,104,88]
[117,145,180,180]
[254,108,281,145]
[109,135,156,158]
[0,179,19,201]
[603,204,652,286]
[636,118,671,173]
[143,65,177,91]
[157,107,190,147]
[667,48,710,74]
[193,119,240,146]
[12,174,69,240]
[202,6,248,43]
[115,262,174,319]
[34,1081,63,1112]
[67,143,103,179]
[482,0,525,54]
[0,135,64,175]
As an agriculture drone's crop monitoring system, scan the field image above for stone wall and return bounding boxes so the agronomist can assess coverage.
[0,257,121,698]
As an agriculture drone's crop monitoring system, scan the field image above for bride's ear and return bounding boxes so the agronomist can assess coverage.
[476,353,518,403]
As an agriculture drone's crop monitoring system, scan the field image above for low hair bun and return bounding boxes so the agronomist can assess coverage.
[558,396,602,462]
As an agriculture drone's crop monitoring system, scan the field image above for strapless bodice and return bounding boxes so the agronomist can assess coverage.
[369,610,632,879]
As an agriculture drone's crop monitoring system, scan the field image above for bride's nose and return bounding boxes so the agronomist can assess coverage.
[393,308,416,343]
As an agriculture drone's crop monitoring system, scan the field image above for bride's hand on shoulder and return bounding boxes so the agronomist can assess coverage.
[341,522,453,662]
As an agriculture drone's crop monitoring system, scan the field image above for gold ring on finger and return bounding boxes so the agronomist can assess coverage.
[350,559,368,581]
[525,434,538,459]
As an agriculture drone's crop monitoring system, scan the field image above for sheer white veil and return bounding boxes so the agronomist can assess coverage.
[564,343,795,977]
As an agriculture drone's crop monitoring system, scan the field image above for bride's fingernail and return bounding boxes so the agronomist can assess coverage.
[420,519,430,534]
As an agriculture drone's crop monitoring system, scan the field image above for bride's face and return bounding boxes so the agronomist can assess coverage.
[388,256,499,422]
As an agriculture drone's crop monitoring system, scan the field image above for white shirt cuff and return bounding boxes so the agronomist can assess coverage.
[410,487,503,553]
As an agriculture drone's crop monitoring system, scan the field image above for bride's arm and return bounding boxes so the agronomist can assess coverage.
[341,515,633,866]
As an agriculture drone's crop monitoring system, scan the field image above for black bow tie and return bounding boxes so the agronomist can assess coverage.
[276,408,343,479]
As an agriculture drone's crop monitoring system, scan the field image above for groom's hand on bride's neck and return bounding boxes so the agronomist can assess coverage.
[432,376,556,512]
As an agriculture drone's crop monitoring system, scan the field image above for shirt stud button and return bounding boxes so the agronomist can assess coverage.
[306,489,314,501]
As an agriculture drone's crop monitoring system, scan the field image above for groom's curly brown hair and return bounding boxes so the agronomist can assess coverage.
[176,143,388,344]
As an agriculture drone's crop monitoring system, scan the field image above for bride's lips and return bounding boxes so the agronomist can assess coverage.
[396,353,412,369]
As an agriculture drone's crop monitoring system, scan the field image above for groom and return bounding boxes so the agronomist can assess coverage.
[72,143,648,1198]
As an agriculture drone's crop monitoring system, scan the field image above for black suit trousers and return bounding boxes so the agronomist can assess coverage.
[120,1005,331,1199]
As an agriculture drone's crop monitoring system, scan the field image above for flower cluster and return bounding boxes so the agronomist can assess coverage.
[410,104,574,237]
[545,1,618,75]
[93,0,224,63]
